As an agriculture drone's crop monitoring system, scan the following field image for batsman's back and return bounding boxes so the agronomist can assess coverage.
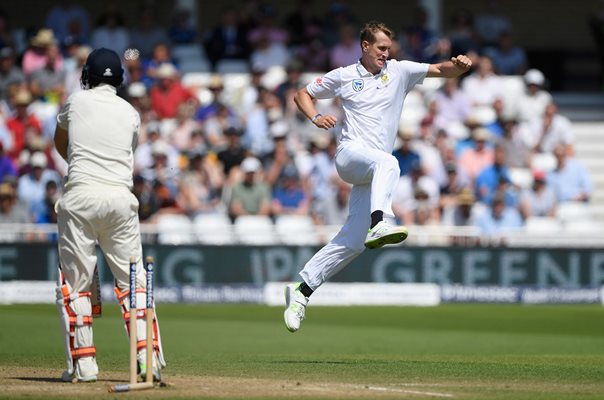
[59,84,141,189]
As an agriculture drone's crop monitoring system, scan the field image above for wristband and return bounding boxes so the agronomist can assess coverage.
[311,113,322,123]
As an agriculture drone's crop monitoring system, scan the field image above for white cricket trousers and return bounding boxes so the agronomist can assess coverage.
[57,186,144,292]
[55,185,145,376]
[300,142,400,289]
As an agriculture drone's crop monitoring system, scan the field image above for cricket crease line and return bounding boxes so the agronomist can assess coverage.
[367,385,455,398]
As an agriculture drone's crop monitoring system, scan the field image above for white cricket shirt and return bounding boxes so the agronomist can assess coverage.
[57,84,140,189]
[307,60,428,153]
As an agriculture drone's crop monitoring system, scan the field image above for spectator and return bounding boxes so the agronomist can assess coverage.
[0,47,24,101]
[195,74,231,123]
[392,129,421,176]
[527,103,574,154]
[204,6,251,70]
[493,115,531,168]
[32,179,59,223]
[129,7,169,60]
[240,67,264,115]
[140,140,180,196]
[283,0,322,48]
[274,60,304,110]
[16,151,61,211]
[475,144,511,205]
[228,156,271,220]
[44,0,91,45]
[393,162,440,225]
[217,127,248,179]
[317,177,350,225]
[483,31,527,75]
[91,3,130,56]
[264,121,298,186]
[271,164,309,216]
[149,63,195,120]
[440,163,470,206]
[63,45,91,97]
[166,103,201,152]
[447,9,480,56]
[123,53,151,89]
[247,4,288,47]
[461,55,503,107]
[168,8,198,45]
[147,179,183,221]
[143,43,177,83]
[126,82,155,122]
[29,43,66,104]
[329,24,361,69]
[548,144,592,203]
[134,121,179,173]
[320,0,357,47]
[442,187,479,226]
[177,151,224,217]
[474,0,512,47]
[204,102,241,151]
[413,118,447,186]
[515,69,553,123]
[519,170,557,219]
[457,127,494,181]
[243,87,282,158]
[0,142,16,182]
[292,25,330,72]
[132,174,157,222]
[399,6,439,63]
[249,31,290,71]
[22,29,64,77]
[0,182,31,223]
[6,89,42,160]
[475,193,523,236]
[433,78,472,128]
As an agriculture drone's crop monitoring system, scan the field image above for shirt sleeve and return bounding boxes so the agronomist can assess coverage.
[56,96,72,129]
[132,110,141,151]
[396,60,429,92]
[306,68,341,99]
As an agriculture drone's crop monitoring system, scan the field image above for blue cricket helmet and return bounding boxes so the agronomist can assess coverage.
[80,47,124,89]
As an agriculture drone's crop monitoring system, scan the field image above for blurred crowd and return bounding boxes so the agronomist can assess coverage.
[0,0,593,239]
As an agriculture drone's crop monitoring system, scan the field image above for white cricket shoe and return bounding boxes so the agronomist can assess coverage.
[364,220,408,249]
[284,283,309,333]
[61,357,98,383]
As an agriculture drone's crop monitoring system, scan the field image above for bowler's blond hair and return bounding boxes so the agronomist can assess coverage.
[360,21,394,44]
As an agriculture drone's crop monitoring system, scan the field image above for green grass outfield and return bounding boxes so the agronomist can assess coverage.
[1,304,603,399]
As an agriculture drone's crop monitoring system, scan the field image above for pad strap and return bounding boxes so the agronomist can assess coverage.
[71,346,96,359]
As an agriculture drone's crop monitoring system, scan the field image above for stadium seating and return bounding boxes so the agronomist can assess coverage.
[556,201,592,224]
[275,215,320,246]
[156,213,196,244]
[216,59,250,74]
[524,217,563,234]
[233,215,279,245]
[193,213,235,245]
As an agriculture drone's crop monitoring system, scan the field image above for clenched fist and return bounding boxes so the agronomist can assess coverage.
[450,55,472,72]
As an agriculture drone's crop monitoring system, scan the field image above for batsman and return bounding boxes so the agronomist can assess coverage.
[53,48,166,382]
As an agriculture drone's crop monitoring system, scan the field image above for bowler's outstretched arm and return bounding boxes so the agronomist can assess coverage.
[427,55,473,78]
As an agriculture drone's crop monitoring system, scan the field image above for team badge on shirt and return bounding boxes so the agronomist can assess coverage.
[352,79,364,92]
